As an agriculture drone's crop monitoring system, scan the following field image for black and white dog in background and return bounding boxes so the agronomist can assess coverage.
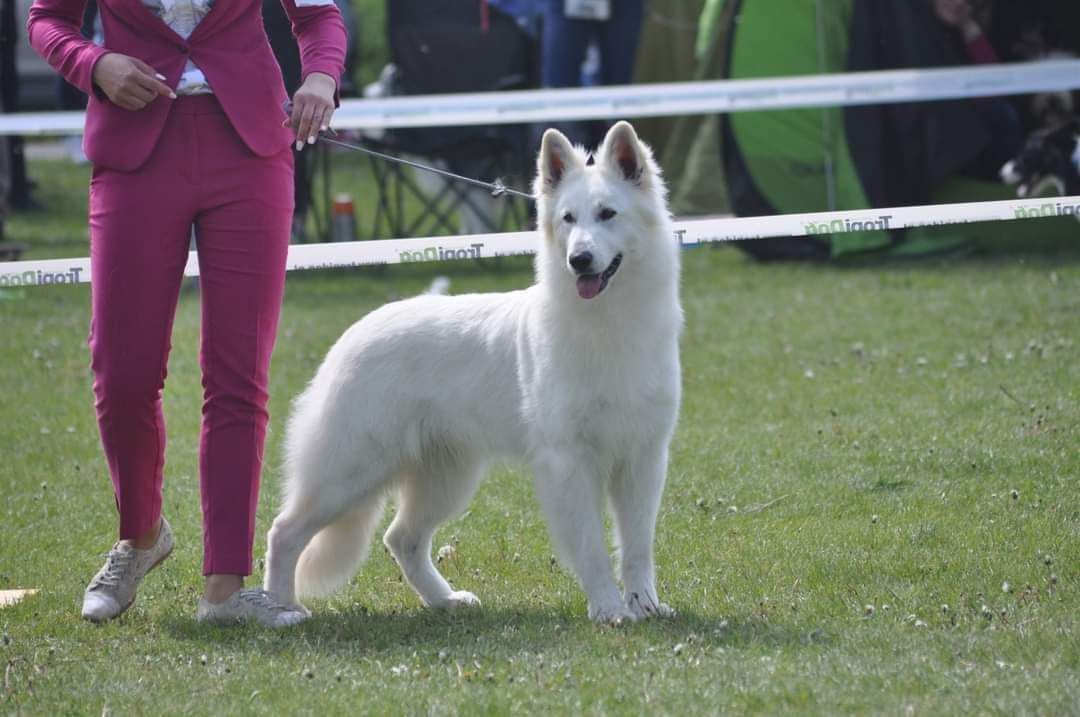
[1000,118,1080,198]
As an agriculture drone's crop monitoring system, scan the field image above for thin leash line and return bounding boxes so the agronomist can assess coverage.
[316,132,537,201]
[283,99,535,201]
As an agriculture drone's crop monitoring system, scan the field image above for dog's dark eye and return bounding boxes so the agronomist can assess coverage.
[563,212,576,224]
[598,208,617,221]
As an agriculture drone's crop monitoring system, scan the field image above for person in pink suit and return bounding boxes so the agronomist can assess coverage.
[27,0,346,627]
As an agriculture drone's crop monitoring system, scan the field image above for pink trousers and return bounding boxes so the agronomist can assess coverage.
[88,95,293,576]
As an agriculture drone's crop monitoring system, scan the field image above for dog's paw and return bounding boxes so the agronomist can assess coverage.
[264,591,312,619]
[589,603,637,626]
[288,601,313,619]
[625,591,675,620]
[434,590,481,610]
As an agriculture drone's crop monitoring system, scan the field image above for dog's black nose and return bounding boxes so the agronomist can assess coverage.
[568,252,593,272]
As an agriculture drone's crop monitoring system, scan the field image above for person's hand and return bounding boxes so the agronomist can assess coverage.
[933,0,972,27]
[92,53,176,111]
[285,72,337,151]
[933,0,982,41]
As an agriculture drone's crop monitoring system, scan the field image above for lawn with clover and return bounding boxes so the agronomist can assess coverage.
[1,158,1077,715]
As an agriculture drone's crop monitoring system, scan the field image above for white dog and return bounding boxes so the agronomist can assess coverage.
[264,121,682,624]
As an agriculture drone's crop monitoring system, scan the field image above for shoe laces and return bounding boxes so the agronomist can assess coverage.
[90,545,135,590]
[237,588,291,613]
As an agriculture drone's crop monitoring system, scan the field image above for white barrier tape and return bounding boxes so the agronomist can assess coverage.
[3,195,1077,288]
[3,59,1080,136]
[331,59,1080,131]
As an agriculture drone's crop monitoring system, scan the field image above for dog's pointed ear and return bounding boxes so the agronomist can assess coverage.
[538,128,579,193]
[601,121,646,184]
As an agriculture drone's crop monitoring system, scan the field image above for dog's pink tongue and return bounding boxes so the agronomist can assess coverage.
[576,275,602,299]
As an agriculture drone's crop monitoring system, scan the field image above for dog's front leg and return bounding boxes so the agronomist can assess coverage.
[611,441,674,620]
[531,453,631,625]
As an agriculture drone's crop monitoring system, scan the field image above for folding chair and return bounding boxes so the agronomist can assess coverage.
[360,0,538,239]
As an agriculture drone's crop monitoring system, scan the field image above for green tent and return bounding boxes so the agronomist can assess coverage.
[709,0,1077,259]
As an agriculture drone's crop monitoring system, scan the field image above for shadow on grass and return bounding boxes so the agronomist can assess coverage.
[866,478,914,492]
[279,256,538,311]
[834,232,1080,270]
[159,605,820,656]
[286,255,536,287]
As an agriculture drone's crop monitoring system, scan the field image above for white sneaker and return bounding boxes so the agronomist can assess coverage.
[196,588,309,628]
[82,517,174,622]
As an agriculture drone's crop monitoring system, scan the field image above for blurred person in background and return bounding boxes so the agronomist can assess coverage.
[930,0,1023,180]
[0,89,7,251]
[0,2,8,246]
[2,0,37,210]
[540,0,644,147]
[263,0,359,242]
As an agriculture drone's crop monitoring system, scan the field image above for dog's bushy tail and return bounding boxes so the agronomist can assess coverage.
[294,495,386,599]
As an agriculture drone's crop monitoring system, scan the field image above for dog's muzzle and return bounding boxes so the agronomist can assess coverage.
[574,253,623,300]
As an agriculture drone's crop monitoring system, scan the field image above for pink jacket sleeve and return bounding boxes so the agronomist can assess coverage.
[281,0,348,96]
[26,0,111,97]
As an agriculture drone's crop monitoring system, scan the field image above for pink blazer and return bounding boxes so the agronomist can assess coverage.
[28,0,347,171]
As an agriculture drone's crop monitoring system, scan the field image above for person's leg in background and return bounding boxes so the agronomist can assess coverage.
[540,0,595,146]
[972,98,1025,181]
[0,90,8,247]
[189,100,293,595]
[0,0,35,210]
[332,0,360,96]
[595,0,645,86]
[262,0,311,241]
[55,1,97,164]
[291,144,312,241]
[590,0,645,147]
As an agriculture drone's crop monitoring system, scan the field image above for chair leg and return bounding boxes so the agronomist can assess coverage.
[356,140,533,243]
[368,155,400,239]
[400,172,461,237]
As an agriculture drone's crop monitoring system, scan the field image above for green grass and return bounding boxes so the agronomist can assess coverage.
[1,160,1078,715]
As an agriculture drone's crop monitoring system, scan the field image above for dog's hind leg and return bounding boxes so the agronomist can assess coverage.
[383,458,484,609]
[610,441,673,620]
[531,453,631,624]
[265,477,386,607]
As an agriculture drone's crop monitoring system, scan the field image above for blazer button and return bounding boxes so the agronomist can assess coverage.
[179,46,189,54]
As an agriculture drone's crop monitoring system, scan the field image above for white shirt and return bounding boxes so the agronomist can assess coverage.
[141,0,339,95]
[142,0,214,95]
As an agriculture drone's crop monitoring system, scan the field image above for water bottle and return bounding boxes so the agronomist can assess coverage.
[331,193,358,242]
